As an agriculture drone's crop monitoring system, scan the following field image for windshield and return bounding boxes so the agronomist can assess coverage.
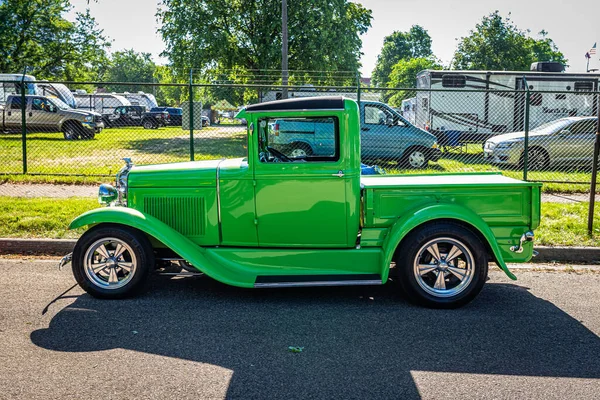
[50,97,71,110]
[531,119,572,134]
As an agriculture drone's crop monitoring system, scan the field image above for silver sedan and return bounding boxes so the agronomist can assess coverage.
[483,117,598,170]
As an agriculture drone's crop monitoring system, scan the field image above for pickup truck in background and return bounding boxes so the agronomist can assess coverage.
[0,94,103,139]
[63,96,540,309]
[102,105,170,129]
[270,100,441,168]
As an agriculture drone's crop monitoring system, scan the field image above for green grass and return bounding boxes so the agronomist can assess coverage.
[536,202,600,247]
[0,197,98,239]
[1,196,600,248]
[0,130,595,193]
[0,125,247,177]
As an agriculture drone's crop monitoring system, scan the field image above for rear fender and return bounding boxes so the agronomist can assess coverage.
[69,207,255,287]
[382,203,516,281]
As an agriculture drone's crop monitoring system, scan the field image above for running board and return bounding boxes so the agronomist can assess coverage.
[254,274,382,288]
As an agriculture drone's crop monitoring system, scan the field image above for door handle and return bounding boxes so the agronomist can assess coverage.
[7,111,11,116]
[361,127,370,131]
[29,112,32,117]
[332,170,345,177]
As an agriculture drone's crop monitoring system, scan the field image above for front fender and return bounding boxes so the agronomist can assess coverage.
[381,203,516,281]
[69,207,256,287]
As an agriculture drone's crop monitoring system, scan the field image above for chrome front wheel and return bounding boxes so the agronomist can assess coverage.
[84,238,137,290]
[72,225,154,299]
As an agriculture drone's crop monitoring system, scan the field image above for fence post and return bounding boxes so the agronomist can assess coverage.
[20,70,27,174]
[356,72,361,104]
[522,78,530,181]
[189,68,195,161]
[587,93,600,235]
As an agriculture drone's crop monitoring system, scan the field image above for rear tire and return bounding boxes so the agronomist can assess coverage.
[72,225,155,299]
[143,119,155,129]
[289,143,313,158]
[394,222,488,308]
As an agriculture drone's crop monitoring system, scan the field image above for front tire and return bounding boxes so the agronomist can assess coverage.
[72,225,155,299]
[394,222,488,308]
[402,147,428,168]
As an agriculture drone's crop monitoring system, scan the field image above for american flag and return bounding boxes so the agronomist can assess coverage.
[590,43,597,55]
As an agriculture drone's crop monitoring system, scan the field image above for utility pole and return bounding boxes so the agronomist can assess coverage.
[281,0,288,100]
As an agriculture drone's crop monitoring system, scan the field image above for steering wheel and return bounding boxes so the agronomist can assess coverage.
[267,146,292,162]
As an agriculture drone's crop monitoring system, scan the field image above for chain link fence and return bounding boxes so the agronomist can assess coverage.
[1,79,599,194]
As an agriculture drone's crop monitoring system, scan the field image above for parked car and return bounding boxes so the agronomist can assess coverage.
[484,117,598,170]
[0,94,103,139]
[201,115,210,127]
[150,107,183,126]
[103,105,170,129]
[61,96,540,309]
[269,100,440,168]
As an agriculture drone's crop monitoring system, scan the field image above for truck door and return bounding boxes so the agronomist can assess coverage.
[4,97,24,130]
[29,97,57,131]
[253,115,351,247]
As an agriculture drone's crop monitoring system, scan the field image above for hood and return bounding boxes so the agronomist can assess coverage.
[128,159,222,188]
[486,130,550,144]
[62,109,102,118]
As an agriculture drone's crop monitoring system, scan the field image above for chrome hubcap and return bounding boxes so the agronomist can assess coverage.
[413,237,475,298]
[84,238,137,290]
[291,148,307,157]
[409,151,425,167]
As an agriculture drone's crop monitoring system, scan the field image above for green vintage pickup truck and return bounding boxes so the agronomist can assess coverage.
[64,97,541,308]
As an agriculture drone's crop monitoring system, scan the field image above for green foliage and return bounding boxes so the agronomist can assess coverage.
[103,50,156,93]
[371,25,433,88]
[157,0,372,87]
[452,11,567,71]
[0,0,110,80]
[387,58,441,107]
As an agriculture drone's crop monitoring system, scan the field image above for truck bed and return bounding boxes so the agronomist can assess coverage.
[361,172,536,189]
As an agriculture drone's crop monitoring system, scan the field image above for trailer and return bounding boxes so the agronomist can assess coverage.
[414,63,600,145]
[113,92,158,110]
[73,92,131,113]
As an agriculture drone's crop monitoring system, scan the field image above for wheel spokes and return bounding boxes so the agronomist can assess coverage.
[446,245,463,263]
[433,271,446,290]
[96,244,110,259]
[91,262,108,273]
[426,243,441,262]
[117,262,133,273]
[113,243,126,259]
[418,263,437,275]
[447,266,467,280]
[108,268,119,284]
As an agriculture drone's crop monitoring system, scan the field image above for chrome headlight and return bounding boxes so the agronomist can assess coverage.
[84,115,93,122]
[98,184,118,205]
[115,158,133,206]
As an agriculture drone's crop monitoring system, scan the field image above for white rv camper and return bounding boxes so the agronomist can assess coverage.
[114,92,158,110]
[401,97,416,125]
[37,82,77,108]
[0,74,37,104]
[415,62,600,144]
[73,92,131,114]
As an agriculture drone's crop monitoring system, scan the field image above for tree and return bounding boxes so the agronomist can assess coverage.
[104,50,157,93]
[371,25,433,88]
[452,11,566,71]
[387,58,441,107]
[0,0,110,80]
[157,0,372,89]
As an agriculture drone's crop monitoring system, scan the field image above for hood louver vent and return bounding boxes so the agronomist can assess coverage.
[143,197,205,236]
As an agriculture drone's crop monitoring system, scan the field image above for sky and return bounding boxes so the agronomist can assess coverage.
[69,0,600,76]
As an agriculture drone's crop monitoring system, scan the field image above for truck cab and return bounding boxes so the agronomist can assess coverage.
[66,97,541,308]
[270,100,440,168]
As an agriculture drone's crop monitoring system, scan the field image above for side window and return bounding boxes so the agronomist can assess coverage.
[570,120,596,134]
[32,98,55,112]
[258,116,339,163]
[364,105,389,125]
[10,97,23,109]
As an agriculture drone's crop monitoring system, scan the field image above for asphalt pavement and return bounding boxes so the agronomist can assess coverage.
[1,259,599,399]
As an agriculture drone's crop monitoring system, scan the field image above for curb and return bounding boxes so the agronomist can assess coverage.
[1,238,600,263]
[0,238,76,255]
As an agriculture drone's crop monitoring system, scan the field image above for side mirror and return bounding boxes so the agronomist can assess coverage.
[386,116,394,126]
